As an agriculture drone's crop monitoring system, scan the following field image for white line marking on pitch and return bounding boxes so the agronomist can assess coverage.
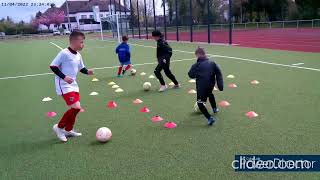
[50,42,63,50]
[127,42,320,72]
[291,63,304,66]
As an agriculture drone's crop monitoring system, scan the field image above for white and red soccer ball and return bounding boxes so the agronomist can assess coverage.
[96,127,112,143]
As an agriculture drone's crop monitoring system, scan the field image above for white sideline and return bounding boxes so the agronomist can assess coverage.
[50,42,63,50]
[1,40,319,80]
[127,42,320,72]
[0,56,196,80]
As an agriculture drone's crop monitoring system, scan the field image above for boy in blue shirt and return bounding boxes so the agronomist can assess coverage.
[115,36,131,77]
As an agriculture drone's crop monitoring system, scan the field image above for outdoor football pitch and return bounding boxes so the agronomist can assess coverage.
[0,36,320,180]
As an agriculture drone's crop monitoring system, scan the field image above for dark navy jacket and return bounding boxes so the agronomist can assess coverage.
[188,57,224,93]
[115,42,131,63]
[156,37,172,60]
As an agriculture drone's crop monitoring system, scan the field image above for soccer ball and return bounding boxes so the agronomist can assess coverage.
[96,127,112,143]
[143,82,152,91]
[130,69,137,76]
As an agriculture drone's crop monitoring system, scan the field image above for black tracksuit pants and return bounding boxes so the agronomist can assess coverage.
[197,87,217,119]
[154,57,179,86]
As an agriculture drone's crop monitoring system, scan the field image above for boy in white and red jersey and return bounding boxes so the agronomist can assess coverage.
[50,31,94,142]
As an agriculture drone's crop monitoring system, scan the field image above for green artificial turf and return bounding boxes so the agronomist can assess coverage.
[0,37,320,180]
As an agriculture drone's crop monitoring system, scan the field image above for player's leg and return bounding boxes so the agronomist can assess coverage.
[117,65,123,77]
[63,101,82,137]
[53,92,81,142]
[208,92,219,113]
[162,59,179,87]
[197,91,216,126]
[122,63,132,75]
[154,63,167,91]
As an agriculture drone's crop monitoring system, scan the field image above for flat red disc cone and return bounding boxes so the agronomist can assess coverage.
[219,101,230,107]
[47,111,57,118]
[140,106,150,113]
[228,83,238,88]
[107,101,117,108]
[151,116,163,122]
[246,111,259,119]
[164,122,177,129]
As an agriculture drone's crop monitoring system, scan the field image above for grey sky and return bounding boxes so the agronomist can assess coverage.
[0,0,163,23]
[0,0,66,22]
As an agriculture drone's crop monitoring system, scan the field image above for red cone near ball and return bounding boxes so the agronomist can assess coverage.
[219,101,230,107]
[151,116,163,122]
[140,106,150,113]
[107,101,117,109]
[229,83,238,88]
[47,111,57,118]
[246,111,259,119]
[164,122,177,129]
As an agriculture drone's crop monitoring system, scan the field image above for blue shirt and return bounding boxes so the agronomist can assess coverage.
[115,42,131,63]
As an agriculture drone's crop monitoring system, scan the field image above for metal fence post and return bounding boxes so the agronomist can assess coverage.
[153,0,156,30]
[124,0,128,35]
[129,0,134,38]
[175,0,179,41]
[137,0,141,39]
[190,0,193,42]
[207,0,211,43]
[312,19,314,28]
[118,0,123,36]
[228,0,232,45]
[163,0,167,39]
[297,20,299,29]
[144,0,148,39]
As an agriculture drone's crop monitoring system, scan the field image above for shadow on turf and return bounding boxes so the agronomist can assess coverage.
[89,140,111,146]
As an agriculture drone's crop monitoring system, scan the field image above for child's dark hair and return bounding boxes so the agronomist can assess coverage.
[122,36,129,42]
[152,30,162,37]
[69,31,85,41]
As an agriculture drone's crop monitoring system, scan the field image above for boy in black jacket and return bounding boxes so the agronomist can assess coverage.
[152,30,180,92]
[188,47,224,126]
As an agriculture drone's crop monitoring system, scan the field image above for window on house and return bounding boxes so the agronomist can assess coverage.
[81,15,87,19]
[89,15,94,19]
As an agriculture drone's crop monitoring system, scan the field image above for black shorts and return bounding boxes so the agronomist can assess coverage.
[197,87,214,102]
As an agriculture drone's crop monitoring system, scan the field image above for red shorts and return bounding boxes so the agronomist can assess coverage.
[62,92,80,106]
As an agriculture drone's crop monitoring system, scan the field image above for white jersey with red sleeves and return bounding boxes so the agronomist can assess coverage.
[50,48,85,95]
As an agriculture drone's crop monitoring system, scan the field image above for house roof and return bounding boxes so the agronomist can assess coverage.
[59,0,129,14]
